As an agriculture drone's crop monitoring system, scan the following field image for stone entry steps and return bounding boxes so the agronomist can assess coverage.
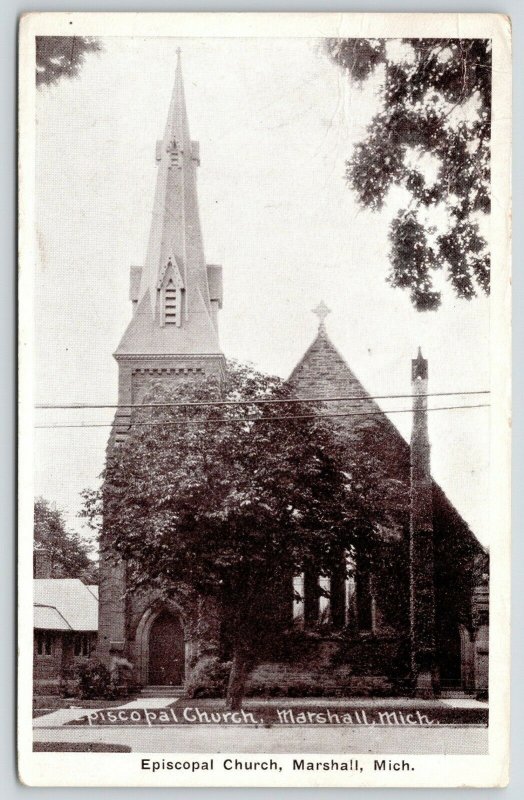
[141,686,185,698]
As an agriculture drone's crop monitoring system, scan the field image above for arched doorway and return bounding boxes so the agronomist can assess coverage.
[148,610,185,686]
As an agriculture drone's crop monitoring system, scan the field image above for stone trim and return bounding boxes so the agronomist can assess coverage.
[114,353,225,362]
[131,367,205,375]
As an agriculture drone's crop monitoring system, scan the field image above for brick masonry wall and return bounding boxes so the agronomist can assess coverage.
[34,631,97,687]
[247,663,392,696]
[98,352,225,669]
[246,634,408,696]
[289,331,411,471]
[288,328,485,691]
[33,632,63,680]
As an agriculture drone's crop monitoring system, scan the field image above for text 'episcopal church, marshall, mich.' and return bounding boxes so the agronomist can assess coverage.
[95,53,489,699]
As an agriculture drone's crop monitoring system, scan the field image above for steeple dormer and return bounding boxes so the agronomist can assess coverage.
[158,257,185,327]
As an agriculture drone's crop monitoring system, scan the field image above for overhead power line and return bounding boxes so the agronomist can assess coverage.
[34,403,490,430]
[35,389,490,411]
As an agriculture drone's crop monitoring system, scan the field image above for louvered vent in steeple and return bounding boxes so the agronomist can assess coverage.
[159,258,184,328]
[164,279,178,324]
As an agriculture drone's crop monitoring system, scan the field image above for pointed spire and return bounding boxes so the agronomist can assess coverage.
[412,346,428,382]
[115,51,221,357]
[411,348,429,448]
[166,47,191,161]
[135,48,194,313]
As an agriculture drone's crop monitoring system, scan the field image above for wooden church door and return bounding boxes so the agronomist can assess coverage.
[148,610,185,685]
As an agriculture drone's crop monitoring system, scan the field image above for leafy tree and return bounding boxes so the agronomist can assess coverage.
[85,361,404,709]
[36,36,101,86]
[326,38,491,310]
[34,497,97,583]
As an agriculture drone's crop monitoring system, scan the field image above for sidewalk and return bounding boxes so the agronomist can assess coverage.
[33,695,489,755]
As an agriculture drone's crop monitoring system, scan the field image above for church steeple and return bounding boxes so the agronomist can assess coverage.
[99,53,225,667]
[143,47,193,310]
[116,49,222,357]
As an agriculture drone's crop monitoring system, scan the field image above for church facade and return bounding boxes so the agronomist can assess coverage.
[97,54,489,698]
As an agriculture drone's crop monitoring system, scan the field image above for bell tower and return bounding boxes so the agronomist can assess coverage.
[97,51,225,664]
[114,49,224,424]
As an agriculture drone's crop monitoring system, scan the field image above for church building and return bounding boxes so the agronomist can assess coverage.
[97,53,489,698]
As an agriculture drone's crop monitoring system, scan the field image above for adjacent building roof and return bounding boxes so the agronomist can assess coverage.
[33,605,71,631]
[34,579,98,632]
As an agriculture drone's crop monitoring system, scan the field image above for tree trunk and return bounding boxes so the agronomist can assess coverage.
[225,649,251,711]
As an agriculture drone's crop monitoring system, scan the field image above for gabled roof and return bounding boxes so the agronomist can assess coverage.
[34,605,71,631]
[33,579,98,632]
[288,321,483,554]
[288,324,396,436]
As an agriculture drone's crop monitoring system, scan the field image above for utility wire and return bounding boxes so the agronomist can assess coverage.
[35,389,490,411]
[34,403,490,430]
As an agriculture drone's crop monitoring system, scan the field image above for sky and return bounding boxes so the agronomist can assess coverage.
[34,37,490,547]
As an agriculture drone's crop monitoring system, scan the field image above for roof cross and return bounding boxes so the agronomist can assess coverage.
[312,300,331,330]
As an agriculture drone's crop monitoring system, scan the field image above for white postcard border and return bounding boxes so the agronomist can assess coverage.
[18,11,511,788]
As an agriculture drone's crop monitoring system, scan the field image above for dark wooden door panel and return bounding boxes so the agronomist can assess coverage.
[149,610,185,685]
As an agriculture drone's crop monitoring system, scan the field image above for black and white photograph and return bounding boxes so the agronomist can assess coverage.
[18,12,511,788]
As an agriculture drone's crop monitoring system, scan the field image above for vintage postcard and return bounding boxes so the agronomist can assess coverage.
[18,12,511,788]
